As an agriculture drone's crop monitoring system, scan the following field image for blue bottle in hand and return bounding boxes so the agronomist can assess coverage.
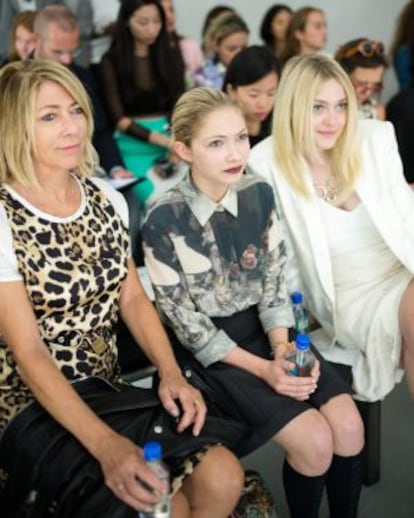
[290,292,309,334]
[287,334,315,377]
[138,442,171,518]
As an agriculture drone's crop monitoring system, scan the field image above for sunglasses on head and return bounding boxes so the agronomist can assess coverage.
[341,40,385,59]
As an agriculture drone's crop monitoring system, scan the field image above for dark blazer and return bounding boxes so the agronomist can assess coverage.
[387,88,414,184]
[69,62,125,173]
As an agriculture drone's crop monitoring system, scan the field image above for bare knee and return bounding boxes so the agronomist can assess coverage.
[183,445,244,516]
[321,395,365,456]
[172,491,190,518]
[275,410,334,476]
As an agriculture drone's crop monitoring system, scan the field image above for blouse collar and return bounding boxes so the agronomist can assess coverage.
[179,172,238,226]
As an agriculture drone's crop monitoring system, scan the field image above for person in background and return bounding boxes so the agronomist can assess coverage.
[194,11,249,90]
[1,10,37,66]
[200,4,235,52]
[0,0,62,63]
[387,83,414,185]
[0,58,244,518]
[259,4,292,60]
[390,0,414,90]
[224,45,281,147]
[33,5,132,180]
[61,0,93,67]
[100,0,185,206]
[335,38,388,120]
[248,53,414,407]
[142,86,364,518]
[161,0,203,80]
[282,6,327,65]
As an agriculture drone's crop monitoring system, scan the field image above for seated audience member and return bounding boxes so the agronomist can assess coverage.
[200,4,235,52]
[1,10,37,66]
[33,5,132,180]
[259,4,293,60]
[390,0,414,91]
[248,54,414,405]
[62,0,94,67]
[142,86,364,518]
[161,0,203,80]
[387,85,414,184]
[100,0,185,206]
[0,0,62,63]
[193,11,249,90]
[0,58,244,518]
[282,6,327,65]
[335,38,388,120]
[224,45,281,147]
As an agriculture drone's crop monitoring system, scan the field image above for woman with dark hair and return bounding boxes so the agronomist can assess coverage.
[224,45,281,146]
[335,38,388,120]
[99,0,185,205]
[259,4,292,59]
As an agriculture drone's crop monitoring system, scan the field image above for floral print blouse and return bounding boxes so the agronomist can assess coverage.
[142,173,293,367]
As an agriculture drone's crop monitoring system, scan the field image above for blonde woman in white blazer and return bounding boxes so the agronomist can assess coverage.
[249,53,414,406]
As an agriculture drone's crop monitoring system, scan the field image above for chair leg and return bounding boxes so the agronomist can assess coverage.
[356,400,381,486]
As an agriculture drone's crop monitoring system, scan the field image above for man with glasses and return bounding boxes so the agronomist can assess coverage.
[33,5,133,181]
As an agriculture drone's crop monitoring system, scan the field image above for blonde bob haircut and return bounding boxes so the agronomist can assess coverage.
[272,53,361,198]
[171,86,239,148]
[0,59,97,187]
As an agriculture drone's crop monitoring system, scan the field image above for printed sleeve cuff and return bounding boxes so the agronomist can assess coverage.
[194,329,236,367]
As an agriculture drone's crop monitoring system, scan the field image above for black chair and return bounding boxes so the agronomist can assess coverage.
[116,318,156,384]
[329,362,381,486]
[122,185,145,267]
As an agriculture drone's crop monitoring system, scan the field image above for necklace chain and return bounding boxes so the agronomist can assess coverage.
[313,176,341,203]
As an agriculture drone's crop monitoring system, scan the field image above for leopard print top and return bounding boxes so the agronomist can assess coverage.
[0,177,129,432]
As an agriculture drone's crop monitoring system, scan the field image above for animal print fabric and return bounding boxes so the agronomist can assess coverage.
[0,177,129,432]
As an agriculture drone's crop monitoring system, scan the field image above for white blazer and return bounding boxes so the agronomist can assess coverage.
[248,120,414,399]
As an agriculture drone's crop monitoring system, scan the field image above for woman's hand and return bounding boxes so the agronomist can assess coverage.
[263,343,319,401]
[158,369,207,436]
[95,432,167,512]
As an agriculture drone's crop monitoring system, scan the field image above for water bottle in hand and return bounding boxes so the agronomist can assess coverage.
[138,442,171,518]
[291,292,309,334]
[287,333,315,377]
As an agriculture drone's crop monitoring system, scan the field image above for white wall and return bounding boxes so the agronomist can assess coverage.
[174,0,408,102]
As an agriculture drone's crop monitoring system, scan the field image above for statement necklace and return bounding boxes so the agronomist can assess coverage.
[313,176,342,203]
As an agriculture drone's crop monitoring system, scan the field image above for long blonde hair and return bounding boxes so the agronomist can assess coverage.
[272,53,361,197]
[0,59,97,187]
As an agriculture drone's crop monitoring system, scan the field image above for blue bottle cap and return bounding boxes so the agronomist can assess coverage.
[291,292,303,304]
[295,333,310,350]
[143,442,163,461]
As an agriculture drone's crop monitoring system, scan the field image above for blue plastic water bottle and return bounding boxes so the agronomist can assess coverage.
[287,333,315,377]
[138,442,171,518]
[290,292,309,334]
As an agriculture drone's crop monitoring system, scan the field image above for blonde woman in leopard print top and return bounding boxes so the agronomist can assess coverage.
[0,59,243,517]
